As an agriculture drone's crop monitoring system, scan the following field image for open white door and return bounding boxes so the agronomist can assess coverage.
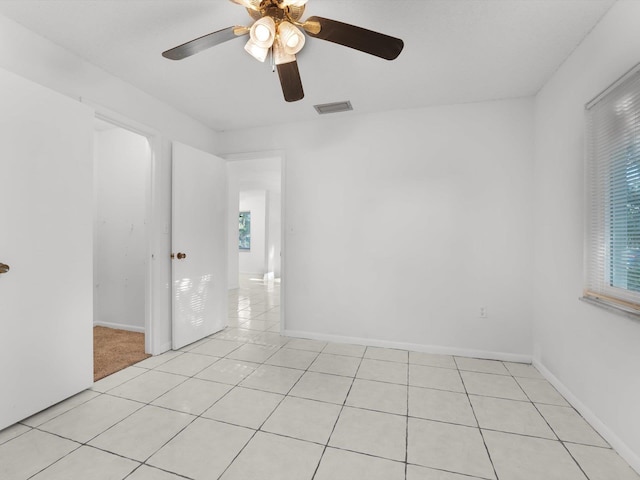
[172,142,228,349]
[0,68,94,430]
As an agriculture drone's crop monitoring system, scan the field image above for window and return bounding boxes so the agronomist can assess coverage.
[585,64,640,313]
[239,211,251,250]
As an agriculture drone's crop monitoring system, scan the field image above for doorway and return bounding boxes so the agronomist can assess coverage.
[93,118,151,379]
[227,155,283,288]
[226,153,284,333]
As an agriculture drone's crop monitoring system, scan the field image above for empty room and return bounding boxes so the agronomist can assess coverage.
[0,1,639,479]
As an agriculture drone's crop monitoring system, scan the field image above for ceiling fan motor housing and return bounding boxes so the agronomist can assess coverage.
[248,0,305,23]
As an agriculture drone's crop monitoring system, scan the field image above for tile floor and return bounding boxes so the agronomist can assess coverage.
[1,275,639,480]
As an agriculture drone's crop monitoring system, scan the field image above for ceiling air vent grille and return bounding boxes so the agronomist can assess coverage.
[314,101,353,115]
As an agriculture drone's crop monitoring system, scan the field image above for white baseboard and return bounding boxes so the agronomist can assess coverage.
[533,359,640,475]
[282,329,532,363]
[93,321,145,334]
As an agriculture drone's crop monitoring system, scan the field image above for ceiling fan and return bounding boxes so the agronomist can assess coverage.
[162,0,404,102]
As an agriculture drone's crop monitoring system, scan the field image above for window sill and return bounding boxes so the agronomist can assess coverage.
[580,295,640,321]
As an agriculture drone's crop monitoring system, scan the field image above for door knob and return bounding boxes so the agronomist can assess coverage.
[0,263,10,274]
[177,252,187,260]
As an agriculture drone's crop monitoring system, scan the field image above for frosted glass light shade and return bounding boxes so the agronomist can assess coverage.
[273,37,296,65]
[249,17,276,48]
[244,39,269,62]
[277,21,305,55]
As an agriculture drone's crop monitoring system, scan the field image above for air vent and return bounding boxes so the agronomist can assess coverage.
[314,101,353,115]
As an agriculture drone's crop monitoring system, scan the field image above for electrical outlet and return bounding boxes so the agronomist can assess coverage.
[479,307,487,318]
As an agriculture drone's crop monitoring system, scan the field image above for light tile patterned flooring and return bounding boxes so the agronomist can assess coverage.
[1,276,639,479]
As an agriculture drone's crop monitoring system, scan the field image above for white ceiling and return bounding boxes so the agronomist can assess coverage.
[0,0,615,132]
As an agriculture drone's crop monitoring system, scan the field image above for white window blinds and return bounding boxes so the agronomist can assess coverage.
[585,64,640,312]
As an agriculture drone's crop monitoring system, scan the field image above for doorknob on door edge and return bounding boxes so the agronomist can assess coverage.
[0,263,10,274]
[177,253,187,260]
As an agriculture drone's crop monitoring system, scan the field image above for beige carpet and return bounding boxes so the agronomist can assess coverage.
[93,326,150,382]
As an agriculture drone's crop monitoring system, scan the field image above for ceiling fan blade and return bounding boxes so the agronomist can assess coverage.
[277,61,304,102]
[162,26,248,60]
[305,16,404,60]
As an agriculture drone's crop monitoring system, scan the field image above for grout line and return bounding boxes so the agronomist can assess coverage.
[24,442,84,480]
[135,289,285,479]
[123,463,193,480]
[28,331,263,478]
[310,348,365,480]
[212,428,260,480]
[405,350,410,480]
[525,391,593,480]
[458,361,500,480]
[216,329,326,480]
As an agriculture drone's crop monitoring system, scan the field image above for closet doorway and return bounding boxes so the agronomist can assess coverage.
[93,118,151,380]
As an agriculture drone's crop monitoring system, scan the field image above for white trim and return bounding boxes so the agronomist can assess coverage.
[82,99,162,139]
[280,153,286,336]
[579,295,640,321]
[84,98,162,355]
[533,359,640,475]
[585,62,640,110]
[282,329,532,363]
[222,150,285,162]
[93,322,145,334]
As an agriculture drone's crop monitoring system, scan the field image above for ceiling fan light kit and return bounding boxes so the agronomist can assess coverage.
[162,0,404,102]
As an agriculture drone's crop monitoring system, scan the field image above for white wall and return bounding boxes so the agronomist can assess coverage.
[221,98,535,359]
[94,128,149,332]
[533,0,640,470]
[239,190,267,275]
[0,14,220,353]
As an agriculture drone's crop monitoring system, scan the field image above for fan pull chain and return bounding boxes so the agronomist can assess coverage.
[270,46,275,72]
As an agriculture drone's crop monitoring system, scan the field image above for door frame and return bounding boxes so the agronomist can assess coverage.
[222,149,286,332]
[84,99,161,354]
